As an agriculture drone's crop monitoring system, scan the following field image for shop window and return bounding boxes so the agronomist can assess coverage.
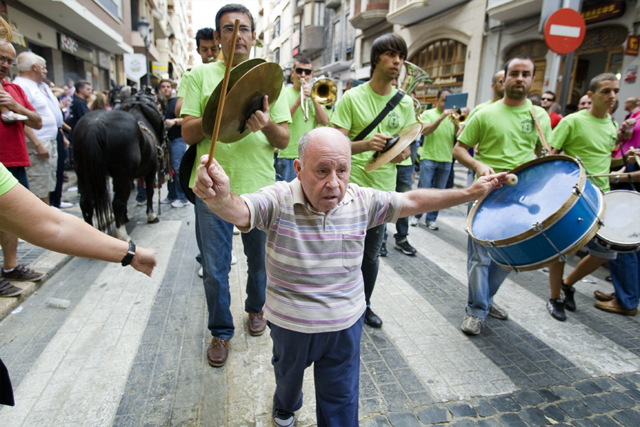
[410,39,466,103]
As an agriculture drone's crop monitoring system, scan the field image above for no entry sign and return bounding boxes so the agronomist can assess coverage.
[544,8,586,55]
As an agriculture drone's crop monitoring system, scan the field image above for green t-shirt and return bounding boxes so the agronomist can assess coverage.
[550,109,617,192]
[467,99,493,121]
[0,163,18,196]
[181,61,292,194]
[330,83,416,191]
[177,69,190,99]
[418,108,455,162]
[458,99,552,173]
[278,86,319,159]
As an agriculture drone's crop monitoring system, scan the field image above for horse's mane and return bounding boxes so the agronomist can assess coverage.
[122,91,164,138]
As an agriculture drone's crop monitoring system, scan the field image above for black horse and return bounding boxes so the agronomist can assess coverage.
[73,88,167,241]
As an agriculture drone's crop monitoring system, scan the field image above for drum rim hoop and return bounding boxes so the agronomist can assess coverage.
[468,155,595,246]
[489,222,600,271]
[596,190,640,247]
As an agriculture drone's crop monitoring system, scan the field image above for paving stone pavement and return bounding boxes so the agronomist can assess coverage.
[0,168,639,426]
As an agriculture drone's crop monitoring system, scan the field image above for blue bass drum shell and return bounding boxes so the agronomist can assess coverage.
[467,155,606,271]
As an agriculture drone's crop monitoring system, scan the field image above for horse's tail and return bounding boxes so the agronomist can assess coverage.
[73,113,112,231]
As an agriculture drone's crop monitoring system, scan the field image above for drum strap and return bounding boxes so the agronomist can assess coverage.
[354,91,405,142]
[530,107,552,154]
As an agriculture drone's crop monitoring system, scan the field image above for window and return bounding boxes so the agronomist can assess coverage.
[410,39,467,102]
[314,2,325,26]
[96,0,122,18]
[274,48,280,64]
[131,0,139,30]
[274,16,281,38]
[332,20,341,61]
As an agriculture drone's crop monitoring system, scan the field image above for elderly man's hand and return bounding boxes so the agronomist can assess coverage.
[467,172,508,199]
[130,247,157,277]
[193,155,231,202]
[246,95,271,133]
[0,91,20,112]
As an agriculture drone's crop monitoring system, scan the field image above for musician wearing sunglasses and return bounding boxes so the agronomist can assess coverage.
[453,55,552,335]
[547,74,629,319]
[330,33,417,329]
[541,91,563,129]
[181,4,291,369]
[277,56,329,182]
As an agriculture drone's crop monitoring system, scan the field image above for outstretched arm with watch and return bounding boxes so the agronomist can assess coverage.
[0,175,157,276]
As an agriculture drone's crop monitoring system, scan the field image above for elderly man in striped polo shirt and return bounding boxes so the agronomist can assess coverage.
[193,126,507,427]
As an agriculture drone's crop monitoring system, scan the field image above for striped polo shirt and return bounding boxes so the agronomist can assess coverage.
[241,179,402,334]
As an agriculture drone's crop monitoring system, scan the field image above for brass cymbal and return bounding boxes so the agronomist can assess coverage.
[364,122,423,172]
[202,61,284,143]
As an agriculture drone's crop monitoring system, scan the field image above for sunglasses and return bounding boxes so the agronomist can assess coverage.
[295,68,313,75]
[541,97,554,101]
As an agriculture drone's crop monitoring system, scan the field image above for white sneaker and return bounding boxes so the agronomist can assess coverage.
[231,254,237,265]
[461,314,483,335]
[171,199,189,208]
[58,201,74,208]
[136,200,146,206]
[198,267,203,277]
[426,220,439,230]
[160,197,174,204]
[233,226,241,235]
[410,216,419,227]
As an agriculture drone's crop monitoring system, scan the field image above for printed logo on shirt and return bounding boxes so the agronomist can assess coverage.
[520,119,534,134]
[386,111,401,130]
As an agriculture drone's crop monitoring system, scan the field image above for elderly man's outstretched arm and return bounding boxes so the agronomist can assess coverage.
[399,172,508,218]
[193,155,251,228]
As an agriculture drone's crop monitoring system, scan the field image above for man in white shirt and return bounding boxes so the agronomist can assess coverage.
[14,52,58,205]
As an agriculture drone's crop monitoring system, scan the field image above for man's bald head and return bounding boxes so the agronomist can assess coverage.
[491,70,505,100]
[298,127,351,166]
[625,97,639,113]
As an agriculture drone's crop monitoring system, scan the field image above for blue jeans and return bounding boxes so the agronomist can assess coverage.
[270,313,364,427]
[466,234,512,318]
[414,159,452,222]
[167,137,187,201]
[609,252,640,310]
[276,157,297,182]
[50,131,67,207]
[195,197,267,339]
[136,181,146,203]
[362,224,385,306]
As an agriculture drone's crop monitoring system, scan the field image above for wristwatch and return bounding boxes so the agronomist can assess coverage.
[121,241,136,266]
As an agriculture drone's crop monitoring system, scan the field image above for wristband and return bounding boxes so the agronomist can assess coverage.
[121,241,136,266]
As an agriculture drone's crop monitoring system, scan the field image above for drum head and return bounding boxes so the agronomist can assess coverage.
[598,190,640,245]
[472,158,580,241]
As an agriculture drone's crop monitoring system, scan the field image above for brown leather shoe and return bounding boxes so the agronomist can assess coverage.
[248,310,266,336]
[207,337,229,367]
[594,290,615,302]
[594,299,637,316]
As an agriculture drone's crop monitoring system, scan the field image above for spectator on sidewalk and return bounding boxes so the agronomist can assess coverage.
[0,40,44,290]
[14,52,58,206]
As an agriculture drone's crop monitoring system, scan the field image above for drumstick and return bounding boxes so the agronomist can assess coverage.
[205,19,240,169]
[505,174,518,187]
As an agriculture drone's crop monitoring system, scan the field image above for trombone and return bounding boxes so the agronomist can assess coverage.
[301,77,338,121]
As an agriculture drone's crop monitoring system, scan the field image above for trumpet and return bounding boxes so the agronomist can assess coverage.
[449,109,467,125]
[301,77,338,121]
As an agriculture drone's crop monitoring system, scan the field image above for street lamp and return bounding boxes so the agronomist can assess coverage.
[137,17,151,87]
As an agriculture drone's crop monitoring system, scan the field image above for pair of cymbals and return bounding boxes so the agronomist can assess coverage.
[364,122,423,171]
[202,58,284,143]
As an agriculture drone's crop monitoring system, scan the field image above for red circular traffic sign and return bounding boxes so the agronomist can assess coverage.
[544,8,586,55]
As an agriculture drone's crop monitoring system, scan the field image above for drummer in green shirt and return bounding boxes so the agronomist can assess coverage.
[547,73,620,321]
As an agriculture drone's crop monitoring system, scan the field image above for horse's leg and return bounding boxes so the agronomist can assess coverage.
[112,178,132,242]
[79,190,94,226]
[145,172,159,223]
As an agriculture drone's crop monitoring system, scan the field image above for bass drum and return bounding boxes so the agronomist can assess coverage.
[468,155,606,271]
[596,190,640,253]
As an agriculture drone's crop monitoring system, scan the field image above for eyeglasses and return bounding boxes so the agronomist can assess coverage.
[221,25,252,35]
[295,68,312,75]
[0,56,15,67]
[541,97,554,101]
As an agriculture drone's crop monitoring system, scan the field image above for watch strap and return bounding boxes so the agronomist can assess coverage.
[121,241,136,267]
